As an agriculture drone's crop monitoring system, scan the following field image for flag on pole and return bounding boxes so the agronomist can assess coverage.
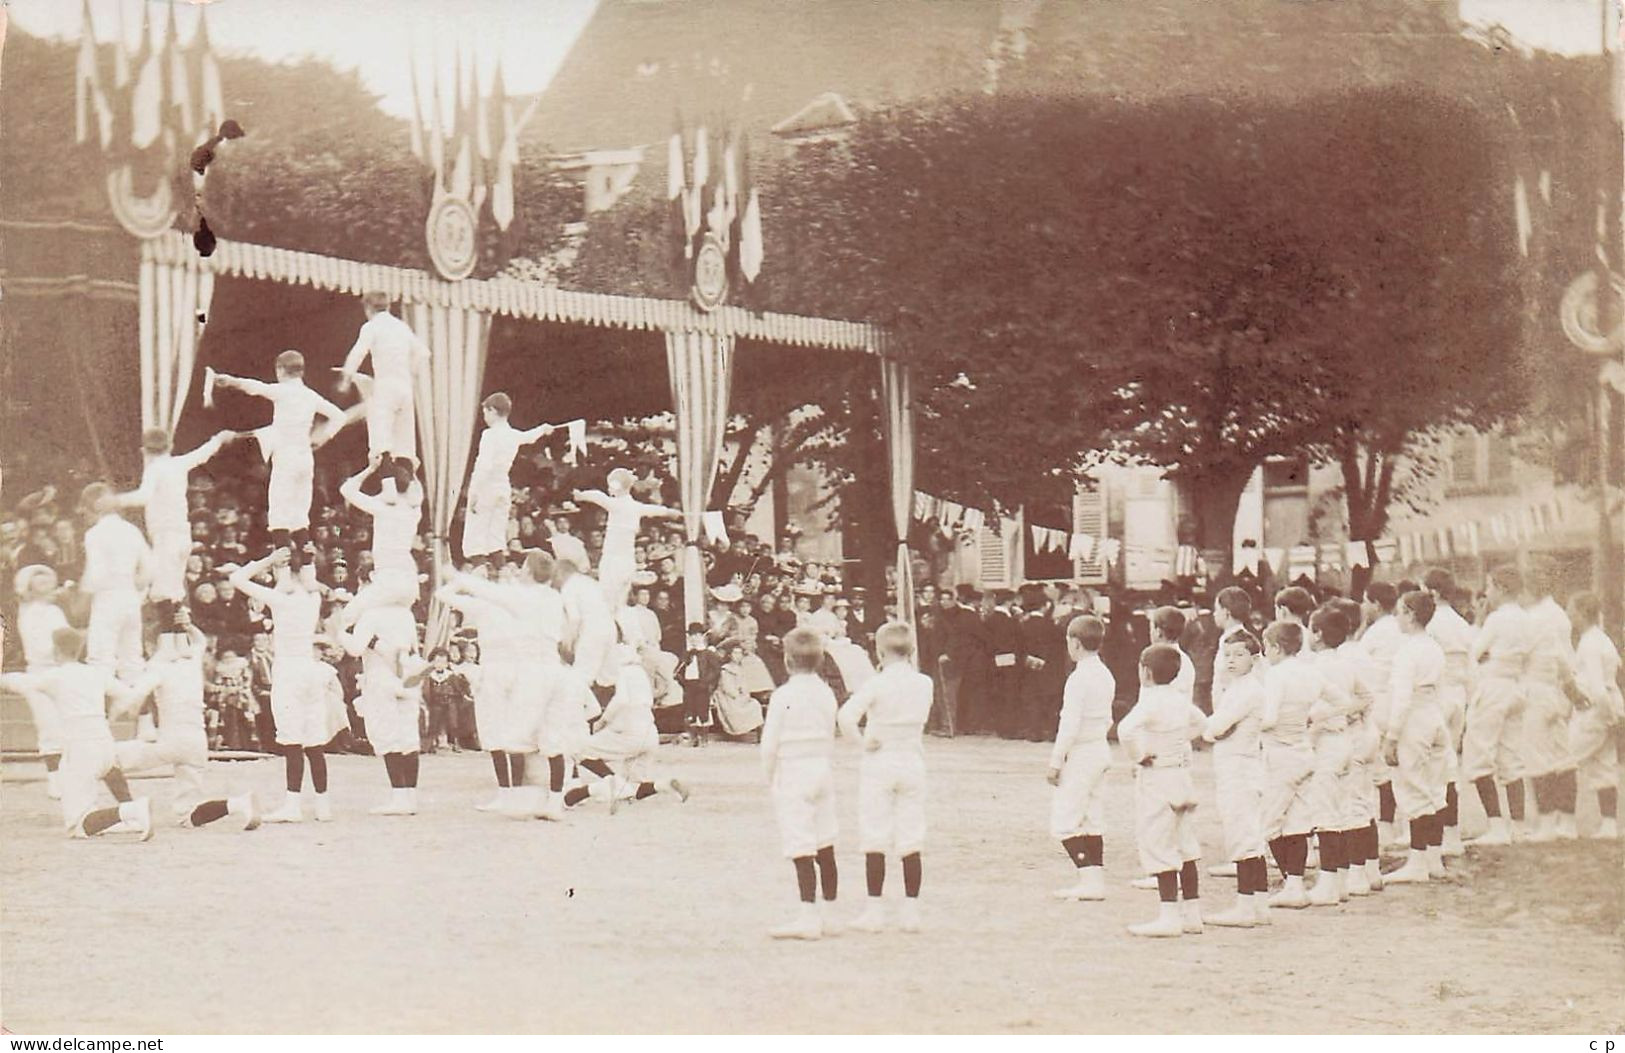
[407,41,426,162]
[75,0,104,146]
[165,6,193,142]
[739,189,764,282]
[703,510,728,544]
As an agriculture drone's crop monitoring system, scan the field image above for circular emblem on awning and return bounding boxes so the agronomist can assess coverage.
[690,233,730,313]
[426,195,478,281]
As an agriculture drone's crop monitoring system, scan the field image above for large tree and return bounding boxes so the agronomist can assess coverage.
[755,87,1526,580]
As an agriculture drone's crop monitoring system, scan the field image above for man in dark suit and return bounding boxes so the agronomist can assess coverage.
[984,589,1023,738]
[1017,585,1069,741]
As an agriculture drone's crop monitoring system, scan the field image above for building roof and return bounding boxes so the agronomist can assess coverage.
[526,0,1003,155]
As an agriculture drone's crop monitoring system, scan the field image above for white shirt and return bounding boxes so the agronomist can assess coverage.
[351,605,419,695]
[1334,640,1379,723]
[761,673,838,777]
[442,592,522,664]
[81,514,152,593]
[1425,600,1474,685]
[344,484,423,576]
[1389,631,1446,730]
[1205,669,1264,761]
[237,378,343,454]
[10,664,129,744]
[233,570,323,661]
[561,573,613,644]
[1308,648,1360,732]
[507,582,566,661]
[1360,614,1403,686]
[469,422,527,495]
[1261,655,1330,748]
[600,659,656,731]
[152,652,206,733]
[1117,683,1205,767]
[619,604,662,651]
[18,600,69,670]
[1574,625,1625,721]
[136,436,226,537]
[582,491,669,550]
[1470,602,1532,679]
[1051,654,1116,769]
[838,661,934,756]
[1525,597,1576,686]
[343,311,427,389]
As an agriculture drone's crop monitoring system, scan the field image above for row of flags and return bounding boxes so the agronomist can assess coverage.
[915,488,1577,581]
[75,0,225,175]
[405,44,535,232]
[667,123,765,286]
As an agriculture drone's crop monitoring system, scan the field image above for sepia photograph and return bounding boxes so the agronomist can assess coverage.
[0,0,1621,1039]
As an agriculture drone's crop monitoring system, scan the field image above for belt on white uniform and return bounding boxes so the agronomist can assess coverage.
[1142,754,1191,770]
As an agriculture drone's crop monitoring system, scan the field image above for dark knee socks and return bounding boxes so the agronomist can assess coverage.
[548,754,566,793]
[1237,856,1268,895]
[1060,834,1103,869]
[1506,779,1526,822]
[815,844,837,900]
[285,748,305,793]
[404,751,419,788]
[902,852,922,898]
[190,799,230,827]
[1378,782,1396,823]
[1179,858,1198,900]
[793,856,817,903]
[491,751,511,788]
[866,852,885,897]
[1156,870,1178,903]
[1601,787,1619,819]
[1475,775,1502,818]
[1318,830,1346,872]
[384,753,404,788]
[509,753,528,789]
[1269,834,1309,877]
[634,781,658,799]
[82,805,125,836]
[581,757,615,779]
[103,768,132,803]
[305,748,327,793]
[563,785,591,808]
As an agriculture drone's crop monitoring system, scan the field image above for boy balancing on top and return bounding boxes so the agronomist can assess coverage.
[837,622,935,934]
[762,627,841,940]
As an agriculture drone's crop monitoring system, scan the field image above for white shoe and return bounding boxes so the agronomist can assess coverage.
[312,793,333,822]
[1180,898,1204,934]
[1307,872,1342,907]
[1590,817,1619,840]
[851,900,887,933]
[1441,826,1466,857]
[1128,901,1184,938]
[898,898,922,933]
[1554,813,1578,841]
[1385,851,1432,885]
[536,792,566,822]
[1425,845,1445,879]
[370,789,415,816]
[1129,875,1159,891]
[121,797,155,842]
[1269,876,1309,910]
[1525,814,1556,843]
[1345,865,1372,897]
[1206,897,1256,929]
[262,796,304,824]
[1054,866,1106,901]
[1251,895,1273,926]
[45,769,61,800]
[1207,862,1238,878]
[475,791,506,813]
[1470,817,1511,846]
[1379,821,1404,849]
[1364,859,1384,892]
[818,900,842,936]
[668,778,691,802]
[228,794,260,832]
[769,904,822,941]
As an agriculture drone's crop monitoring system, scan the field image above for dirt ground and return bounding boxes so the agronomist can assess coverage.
[1,737,1621,1035]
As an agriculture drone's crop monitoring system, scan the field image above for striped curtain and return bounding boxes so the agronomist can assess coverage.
[408,301,491,647]
[665,330,735,626]
[138,238,216,433]
[880,357,916,632]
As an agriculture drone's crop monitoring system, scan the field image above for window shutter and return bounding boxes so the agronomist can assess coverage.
[1073,488,1107,584]
[978,525,1010,588]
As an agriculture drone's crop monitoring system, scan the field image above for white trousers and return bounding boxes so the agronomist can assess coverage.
[772,758,837,859]
[1049,742,1110,840]
[149,531,193,603]
[87,589,143,677]
[366,379,416,461]
[859,750,927,855]
[462,485,512,559]
[116,729,208,819]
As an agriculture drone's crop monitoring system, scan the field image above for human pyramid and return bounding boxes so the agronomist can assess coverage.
[1043,577,1623,939]
[5,290,1620,947]
[3,291,690,842]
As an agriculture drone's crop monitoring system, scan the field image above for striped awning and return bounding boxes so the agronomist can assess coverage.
[142,231,884,353]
